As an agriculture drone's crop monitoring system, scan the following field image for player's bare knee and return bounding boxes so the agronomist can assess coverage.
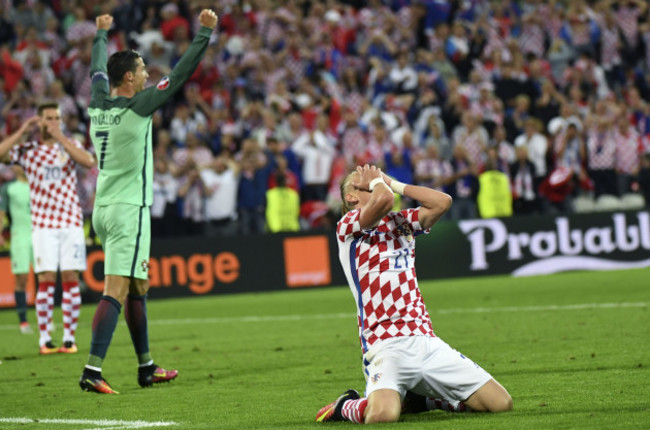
[38,271,56,283]
[104,285,129,304]
[495,393,513,412]
[129,278,149,296]
[61,270,79,283]
[486,393,513,412]
[364,405,401,423]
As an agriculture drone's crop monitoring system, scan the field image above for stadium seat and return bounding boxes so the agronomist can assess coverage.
[572,195,595,213]
[594,194,621,212]
[619,193,646,211]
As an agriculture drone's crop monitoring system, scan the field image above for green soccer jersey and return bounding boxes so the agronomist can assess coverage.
[0,179,32,237]
[88,27,212,207]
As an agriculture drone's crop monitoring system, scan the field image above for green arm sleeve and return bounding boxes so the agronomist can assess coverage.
[89,29,110,109]
[0,183,8,212]
[131,26,212,117]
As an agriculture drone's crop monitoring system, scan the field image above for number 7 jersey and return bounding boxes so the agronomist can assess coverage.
[87,26,211,207]
[10,141,84,229]
[336,207,435,353]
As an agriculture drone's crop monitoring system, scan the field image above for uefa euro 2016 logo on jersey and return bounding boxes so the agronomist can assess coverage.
[141,260,149,273]
[156,76,170,90]
[397,224,414,242]
[370,373,382,383]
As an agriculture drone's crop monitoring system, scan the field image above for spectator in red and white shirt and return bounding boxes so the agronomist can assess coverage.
[356,120,385,166]
[553,121,585,178]
[514,117,549,188]
[14,26,50,67]
[22,49,55,101]
[585,117,618,197]
[338,108,368,165]
[160,3,190,42]
[609,0,647,68]
[452,112,488,170]
[598,10,624,91]
[519,6,547,59]
[0,102,95,354]
[614,114,643,195]
[293,128,335,202]
[414,142,453,191]
[510,144,539,215]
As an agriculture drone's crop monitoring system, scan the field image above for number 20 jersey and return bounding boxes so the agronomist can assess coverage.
[337,207,435,353]
[10,140,84,229]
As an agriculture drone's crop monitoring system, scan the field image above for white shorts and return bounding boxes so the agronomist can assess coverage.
[362,336,492,402]
[32,227,87,273]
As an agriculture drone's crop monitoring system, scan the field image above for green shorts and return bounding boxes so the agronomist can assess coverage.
[10,232,33,274]
[93,204,151,280]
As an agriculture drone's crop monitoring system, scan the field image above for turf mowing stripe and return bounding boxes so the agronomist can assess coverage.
[436,301,649,314]
[0,417,178,428]
[0,303,646,331]
[150,312,355,325]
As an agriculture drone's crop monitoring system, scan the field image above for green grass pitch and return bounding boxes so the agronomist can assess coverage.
[0,268,648,429]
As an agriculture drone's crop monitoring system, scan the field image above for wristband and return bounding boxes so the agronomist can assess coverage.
[369,177,387,191]
[390,180,406,195]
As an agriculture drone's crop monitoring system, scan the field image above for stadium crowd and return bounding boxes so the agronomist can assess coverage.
[2,0,650,238]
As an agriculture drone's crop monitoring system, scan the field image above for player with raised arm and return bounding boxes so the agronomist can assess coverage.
[0,165,34,334]
[315,165,512,424]
[79,10,218,394]
[0,105,96,355]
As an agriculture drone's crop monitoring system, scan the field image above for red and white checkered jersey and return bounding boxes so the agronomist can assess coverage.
[569,19,591,47]
[614,128,642,174]
[10,140,84,229]
[600,25,622,69]
[586,129,616,170]
[615,6,641,48]
[519,21,545,59]
[337,208,435,353]
[453,126,488,168]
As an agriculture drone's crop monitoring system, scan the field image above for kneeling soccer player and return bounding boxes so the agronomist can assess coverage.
[315,165,512,423]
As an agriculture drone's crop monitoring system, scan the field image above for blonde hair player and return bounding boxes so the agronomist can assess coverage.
[316,164,512,423]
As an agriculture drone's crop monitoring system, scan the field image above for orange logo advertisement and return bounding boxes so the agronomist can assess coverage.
[283,236,331,288]
[0,257,36,308]
[83,250,240,294]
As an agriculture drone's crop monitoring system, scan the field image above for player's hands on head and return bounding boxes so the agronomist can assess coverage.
[199,9,218,29]
[380,171,393,187]
[96,14,113,31]
[352,164,382,192]
[19,116,40,134]
[44,122,64,140]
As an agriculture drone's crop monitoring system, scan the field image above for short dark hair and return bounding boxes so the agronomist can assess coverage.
[37,102,59,115]
[107,50,142,87]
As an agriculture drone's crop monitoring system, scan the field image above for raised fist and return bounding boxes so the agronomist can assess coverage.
[199,9,218,29]
[96,14,113,31]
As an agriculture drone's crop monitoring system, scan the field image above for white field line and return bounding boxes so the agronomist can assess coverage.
[0,417,177,429]
[0,302,647,331]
